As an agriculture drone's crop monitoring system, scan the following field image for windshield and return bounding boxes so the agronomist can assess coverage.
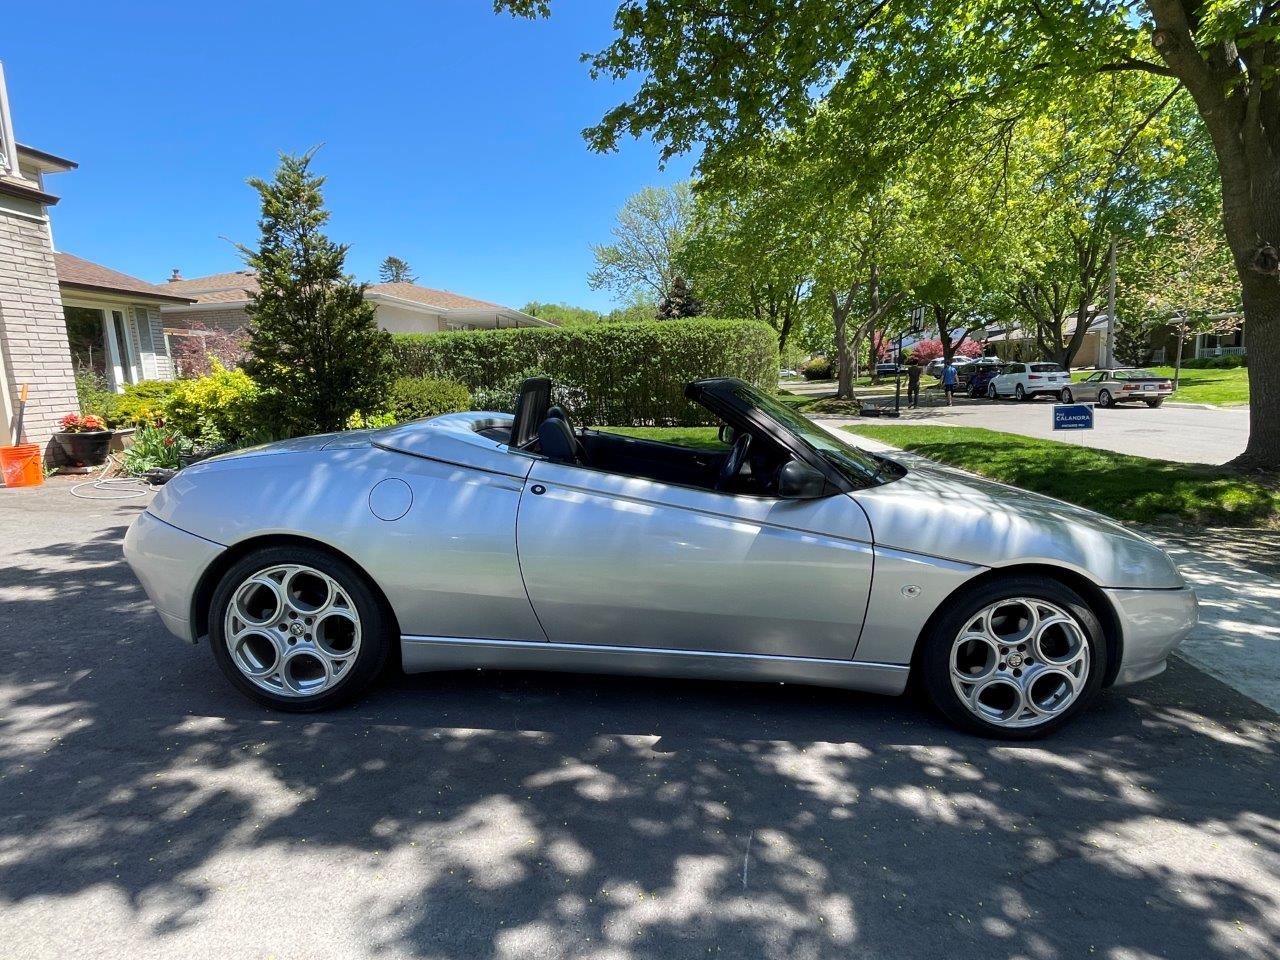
[725,382,885,485]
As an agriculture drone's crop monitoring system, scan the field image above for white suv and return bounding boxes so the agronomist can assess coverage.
[988,361,1070,401]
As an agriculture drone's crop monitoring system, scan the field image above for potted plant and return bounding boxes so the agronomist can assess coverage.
[53,413,112,467]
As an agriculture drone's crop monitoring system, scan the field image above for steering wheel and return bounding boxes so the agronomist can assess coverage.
[716,431,752,491]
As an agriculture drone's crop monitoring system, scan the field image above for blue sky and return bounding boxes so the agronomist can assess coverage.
[3,1,695,311]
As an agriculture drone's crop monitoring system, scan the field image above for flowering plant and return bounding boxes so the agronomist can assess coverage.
[58,413,108,433]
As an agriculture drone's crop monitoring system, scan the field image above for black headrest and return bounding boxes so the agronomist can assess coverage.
[510,377,551,448]
[537,416,581,464]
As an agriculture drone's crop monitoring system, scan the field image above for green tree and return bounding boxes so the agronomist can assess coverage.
[589,182,694,304]
[521,301,606,326]
[501,0,1280,468]
[378,255,416,283]
[240,150,393,436]
[681,153,817,352]
[656,275,704,319]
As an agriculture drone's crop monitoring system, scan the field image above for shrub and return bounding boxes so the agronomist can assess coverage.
[801,356,834,380]
[1180,357,1209,369]
[163,361,261,444]
[391,318,778,426]
[123,423,193,473]
[115,380,180,426]
[388,376,471,423]
[75,370,121,426]
[1209,354,1245,368]
[170,322,249,378]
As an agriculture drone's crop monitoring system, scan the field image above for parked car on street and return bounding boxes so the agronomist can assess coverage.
[925,356,974,379]
[124,377,1196,740]
[967,362,1006,398]
[874,362,900,377]
[988,362,1071,401]
[1062,369,1174,408]
[957,356,1005,386]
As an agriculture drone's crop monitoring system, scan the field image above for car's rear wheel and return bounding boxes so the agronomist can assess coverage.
[1098,388,1114,408]
[209,545,392,711]
[1015,384,1027,401]
[918,575,1107,739]
[1060,387,1073,403]
[1146,398,1163,408]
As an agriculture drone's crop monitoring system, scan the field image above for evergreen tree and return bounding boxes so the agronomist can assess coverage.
[656,275,703,320]
[379,255,416,284]
[240,150,393,436]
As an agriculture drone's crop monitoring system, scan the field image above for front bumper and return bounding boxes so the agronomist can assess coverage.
[123,510,226,643]
[1104,585,1198,685]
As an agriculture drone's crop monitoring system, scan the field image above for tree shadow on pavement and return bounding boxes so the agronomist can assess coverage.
[0,517,1277,959]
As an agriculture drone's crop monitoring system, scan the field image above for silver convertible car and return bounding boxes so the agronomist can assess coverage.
[124,378,1197,738]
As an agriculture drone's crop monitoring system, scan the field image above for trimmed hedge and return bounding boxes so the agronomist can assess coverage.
[391,319,779,426]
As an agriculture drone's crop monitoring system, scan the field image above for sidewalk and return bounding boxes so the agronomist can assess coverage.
[827,418,1280,716]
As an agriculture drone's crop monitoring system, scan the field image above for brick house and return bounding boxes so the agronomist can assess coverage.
[0,64,80,453]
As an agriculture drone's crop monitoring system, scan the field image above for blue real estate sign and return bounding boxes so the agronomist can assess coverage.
[1052,404,1094,431]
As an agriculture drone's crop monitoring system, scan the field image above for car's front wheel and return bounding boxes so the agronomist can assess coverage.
[1060,387,1073,403]
[987,383,998,399]
[208,545,392,711]
[918,575,1107,739]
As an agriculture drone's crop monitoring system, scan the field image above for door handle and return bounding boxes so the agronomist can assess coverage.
[530,484,547,495]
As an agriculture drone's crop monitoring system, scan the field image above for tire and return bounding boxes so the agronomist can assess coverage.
[1097,388,1113,408]
[1146,398,1163,408]
[987,383,998,400]
[1060,388,1073,403]
[208,545,393,711]
[918,575,1107,740]
[1015,383,1026,401]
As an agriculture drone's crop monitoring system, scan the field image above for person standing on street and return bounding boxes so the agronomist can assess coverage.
[906,356,923,408]
[942,359,959,406]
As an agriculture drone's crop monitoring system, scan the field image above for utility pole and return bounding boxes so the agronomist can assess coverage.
[1104,237,1117,368]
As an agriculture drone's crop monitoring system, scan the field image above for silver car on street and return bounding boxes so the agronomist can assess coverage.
[1063,369,1175,408]
[124,378,1196,739]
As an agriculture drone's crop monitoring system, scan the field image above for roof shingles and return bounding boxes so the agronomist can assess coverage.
[55,253,194,304]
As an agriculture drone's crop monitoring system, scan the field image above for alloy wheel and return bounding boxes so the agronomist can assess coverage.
[949,597,1090,730]
[1015,384,1026,401]
[224,563,362,698]
[1099,389,1113,408]
[1061,388,1073,403]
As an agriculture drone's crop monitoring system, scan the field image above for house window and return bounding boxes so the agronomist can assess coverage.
[63,303,143,390]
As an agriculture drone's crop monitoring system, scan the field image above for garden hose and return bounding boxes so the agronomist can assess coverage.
[68,454,156,501]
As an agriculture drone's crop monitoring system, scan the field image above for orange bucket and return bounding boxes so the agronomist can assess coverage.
[0,444,43,488]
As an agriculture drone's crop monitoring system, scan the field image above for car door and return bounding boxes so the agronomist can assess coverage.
[994,363,1022,395]
[515,460,874,661]
[1073,373,1101,401]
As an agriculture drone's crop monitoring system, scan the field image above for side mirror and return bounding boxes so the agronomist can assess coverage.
[718,423,737,444]
[777,459,826,499]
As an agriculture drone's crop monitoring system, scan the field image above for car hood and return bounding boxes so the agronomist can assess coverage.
[851,455,1184,589]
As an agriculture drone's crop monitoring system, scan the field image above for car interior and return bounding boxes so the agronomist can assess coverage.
[482,377,799,496]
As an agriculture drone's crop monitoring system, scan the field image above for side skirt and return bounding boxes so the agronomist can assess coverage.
[400,635,911,696]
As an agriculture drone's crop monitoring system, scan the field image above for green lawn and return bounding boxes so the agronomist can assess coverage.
[847,424,1279,526]
[597,426,725,449]
[1073,365,1249,406]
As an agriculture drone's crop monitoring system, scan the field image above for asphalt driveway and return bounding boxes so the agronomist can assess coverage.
[1,481,1278,960]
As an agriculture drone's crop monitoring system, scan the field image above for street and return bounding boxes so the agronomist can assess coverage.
[1,482,1277,960]
[789,380,1249,465]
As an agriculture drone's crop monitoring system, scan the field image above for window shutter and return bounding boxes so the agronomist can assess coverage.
[151,314,174,380]
[132,306,158,379]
